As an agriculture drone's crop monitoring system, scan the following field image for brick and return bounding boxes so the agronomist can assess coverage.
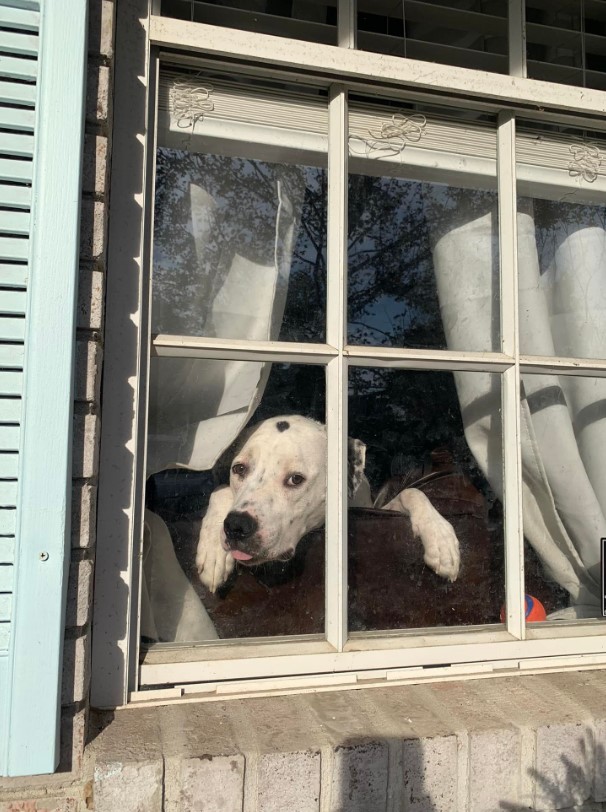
[93,760,163,812]
[534,722,592,810]
[86,63,109,126]
[82,134,108,197]
[88,0,114,58]
[61,634,90,706]
[593,719,606,801]
[74,339,102,404]
[72,413,100,480]
[469,727,520,812]
[164,754,245,812]
[402,735,457,812]
[80,199,106,264]
[0,799,79,811]
[71,482,97,550]
[77,269,104,331]
[257,750,320,812]
[59,705,88,774]
[330,742,388,812]
[66,559,94,629]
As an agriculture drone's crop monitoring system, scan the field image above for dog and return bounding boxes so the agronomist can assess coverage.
[196,415,460,593]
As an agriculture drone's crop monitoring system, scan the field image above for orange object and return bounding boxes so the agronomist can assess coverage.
[500,595,547,623]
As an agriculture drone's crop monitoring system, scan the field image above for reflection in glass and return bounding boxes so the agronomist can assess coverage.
[348,177,500,351]
[526,0,606,91]
[356,0,508,73]
[153,149,327,343]
[161,0,337,44]
[517,197,606,359]
[144,361,326,644]
[348,368,504,632]
[521,374,606,622]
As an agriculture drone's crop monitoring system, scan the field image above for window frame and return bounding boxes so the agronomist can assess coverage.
[91,0,606,709]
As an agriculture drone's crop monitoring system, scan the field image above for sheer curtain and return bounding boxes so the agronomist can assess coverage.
[147,151,304,475]
[427,189,606,617]
[143,153,304,641]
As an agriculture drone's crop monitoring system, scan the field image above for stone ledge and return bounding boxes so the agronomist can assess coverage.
[88,669,606,812]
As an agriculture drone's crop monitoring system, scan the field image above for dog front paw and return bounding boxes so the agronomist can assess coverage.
[196,534,234,593]
[195,486,235,593]
[417,514,460,582]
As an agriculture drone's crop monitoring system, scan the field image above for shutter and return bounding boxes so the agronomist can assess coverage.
[0,0,87,777]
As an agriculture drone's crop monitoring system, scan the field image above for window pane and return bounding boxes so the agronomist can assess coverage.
[348,367,504,632]
[526,0,606,91]
[520,373,606,623]
[145,359,326,643]
[517,123,606,359]
[154,71,328,343]
[356,0,508,72]
[160,0,337,45]
[348,102,499,351]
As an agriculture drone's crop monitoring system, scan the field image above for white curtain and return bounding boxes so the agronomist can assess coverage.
[147,152,304,475]
[427,188,606,617]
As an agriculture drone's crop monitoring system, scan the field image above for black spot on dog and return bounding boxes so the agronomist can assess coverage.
[276,420,290,432]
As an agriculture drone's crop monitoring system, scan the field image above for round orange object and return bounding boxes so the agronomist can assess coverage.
[500,594,547,623]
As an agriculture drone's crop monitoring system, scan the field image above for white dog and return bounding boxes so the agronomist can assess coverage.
[196,415,460,593]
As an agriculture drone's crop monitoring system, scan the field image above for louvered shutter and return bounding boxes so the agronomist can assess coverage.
[0,0,87,777]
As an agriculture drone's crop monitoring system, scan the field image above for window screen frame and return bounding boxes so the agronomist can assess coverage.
[92,0,606,709]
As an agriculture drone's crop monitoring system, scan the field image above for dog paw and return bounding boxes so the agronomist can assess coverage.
[416,514,460,582]
[196,536,234,593]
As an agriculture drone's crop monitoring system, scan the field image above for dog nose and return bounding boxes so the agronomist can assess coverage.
[224,511,258,543]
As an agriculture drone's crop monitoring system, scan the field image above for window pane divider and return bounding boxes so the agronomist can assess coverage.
[508,0,526,78]
[346,347,513,371]
[498,110,525,642]
[151,334,338,362]
[325,84,348,652]
[519,356,606,376]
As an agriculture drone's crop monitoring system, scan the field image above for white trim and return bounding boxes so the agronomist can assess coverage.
[138,629,606,689]
[325,85,348,650]
[149,17,606,118]
[91,0,152,710]
[498,111,525,641]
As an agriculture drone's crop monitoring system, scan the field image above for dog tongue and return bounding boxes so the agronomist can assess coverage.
[230,549,253,561]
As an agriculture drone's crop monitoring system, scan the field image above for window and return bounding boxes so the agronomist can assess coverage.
[92,0,606,707]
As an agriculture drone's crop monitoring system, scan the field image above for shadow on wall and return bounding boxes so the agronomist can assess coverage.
[500,740,605,812]
[330,736,605,811]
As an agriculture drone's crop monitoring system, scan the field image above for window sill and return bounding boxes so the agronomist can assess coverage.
[89,669,606,811]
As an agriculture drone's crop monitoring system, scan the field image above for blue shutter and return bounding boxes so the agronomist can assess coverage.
[0,0,87,777]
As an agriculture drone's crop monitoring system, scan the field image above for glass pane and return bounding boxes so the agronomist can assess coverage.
[154,72,328,344]
[161,0,337,45]
[526,0,606,91]
[348,103,499,351]
[520,373,606,623]
[145,360,326,643]
[517,123,606,359]
[356,0,508,72]
[348,368,504,632]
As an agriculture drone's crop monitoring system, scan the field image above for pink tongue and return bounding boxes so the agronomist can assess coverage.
[230,549,253,561]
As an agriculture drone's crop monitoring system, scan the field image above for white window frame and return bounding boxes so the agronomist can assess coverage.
[91,0,606,709]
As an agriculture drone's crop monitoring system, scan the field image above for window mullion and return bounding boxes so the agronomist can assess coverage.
[325,85,348,651]
[508,0,526,78]
[338,0,356,49]
[498,110,525,641]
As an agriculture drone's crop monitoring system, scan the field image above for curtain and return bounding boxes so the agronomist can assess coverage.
[147,151,304,475]
[427,188,606,617]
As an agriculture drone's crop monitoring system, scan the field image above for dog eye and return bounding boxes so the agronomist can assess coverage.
[285,473,305,487]
[231,463,247,477]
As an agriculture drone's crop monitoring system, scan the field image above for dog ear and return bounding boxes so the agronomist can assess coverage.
[347,437,367,498]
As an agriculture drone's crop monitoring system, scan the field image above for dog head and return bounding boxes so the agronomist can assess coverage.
[221,415,366,565]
